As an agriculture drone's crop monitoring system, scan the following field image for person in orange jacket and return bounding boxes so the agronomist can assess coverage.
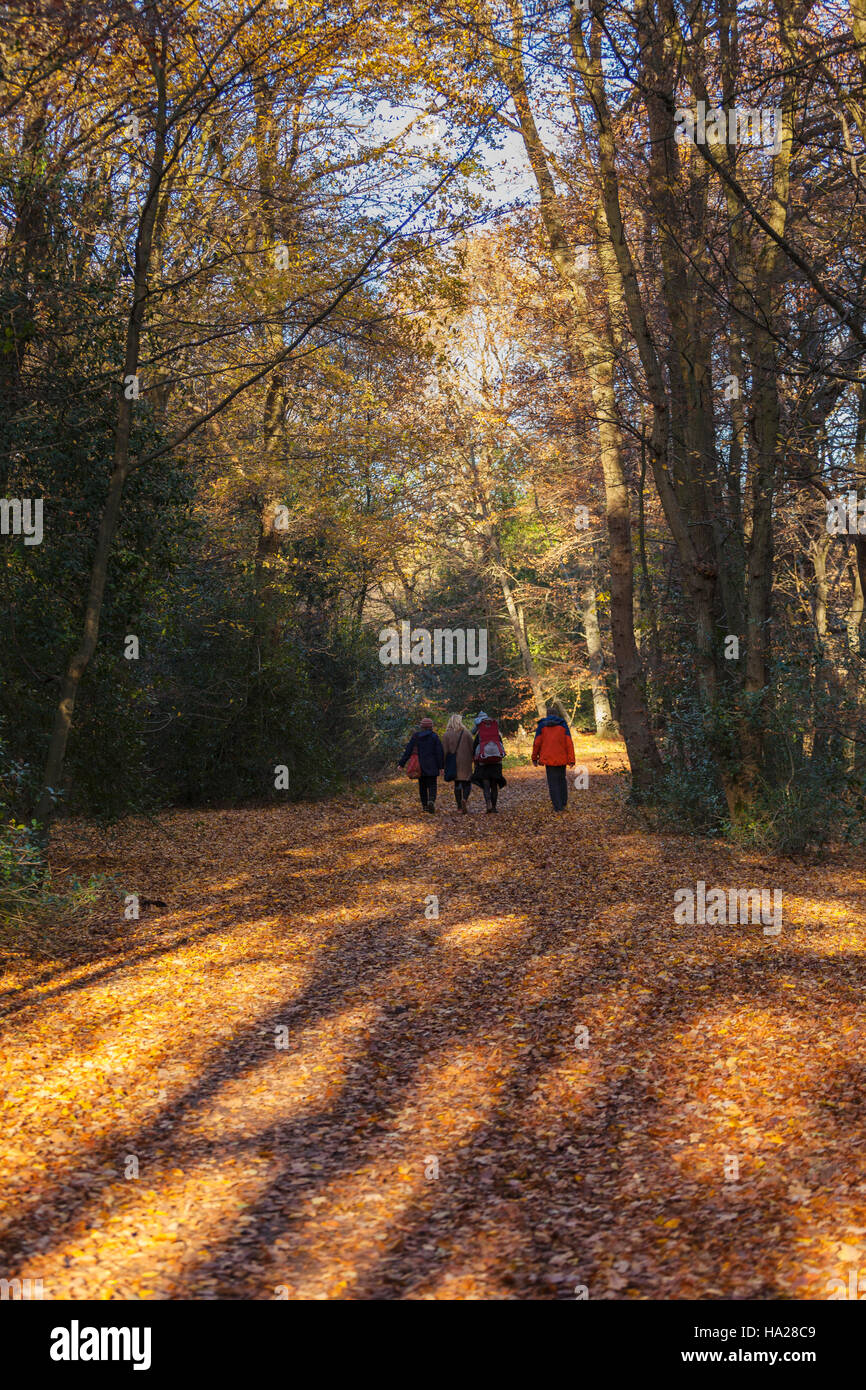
[531,703,575,812]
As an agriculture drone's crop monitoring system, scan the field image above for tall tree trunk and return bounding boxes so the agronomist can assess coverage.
[810,535,833,769]
[847,541,865,653]
[485,21,660,789]
[469,442,546,718]
[36,38,167,827]
[848,392,866,655]
[576,557,614,732]
[844,540,865,772]
[251,494,284,670]
[497,570,546,719]
[637,421,662,682]
[812,534,831,641]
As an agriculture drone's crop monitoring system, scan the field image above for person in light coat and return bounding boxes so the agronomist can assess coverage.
[442,714,474,813]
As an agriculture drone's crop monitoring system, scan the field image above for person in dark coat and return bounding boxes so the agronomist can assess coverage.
[398,716,445,813]
[470,710,507,813]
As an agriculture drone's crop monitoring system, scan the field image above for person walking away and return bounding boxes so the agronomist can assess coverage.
[471,711,507,813]
[442,714,474,813]
[532,703,575,812]
[399,716,444,813]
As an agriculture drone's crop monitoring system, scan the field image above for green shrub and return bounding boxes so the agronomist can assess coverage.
[0,725,105,930]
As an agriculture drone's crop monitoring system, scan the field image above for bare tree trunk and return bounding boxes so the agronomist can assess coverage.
[251,494,284,669]
[812,534,831,641]
[848,394,866,655]
[637,421,662,682]
[36,36,168,826]
[733,338,780,805]
[847,542,865,653]
[844,541,865,771]
[497,571,546,719]
[576,552,614,732]
[466,438,547,718]
[810,534,833,769]
[485,27,660,789]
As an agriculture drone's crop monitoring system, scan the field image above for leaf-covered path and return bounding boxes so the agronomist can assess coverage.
[2,738,865,1299]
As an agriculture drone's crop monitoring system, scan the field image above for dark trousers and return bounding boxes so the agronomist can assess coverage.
[480,777,499,809]
[418,774,438,806]
[453,779,472,806]
[546,764,568,811]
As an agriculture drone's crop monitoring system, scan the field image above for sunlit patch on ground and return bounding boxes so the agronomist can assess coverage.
[2,744,864,1298]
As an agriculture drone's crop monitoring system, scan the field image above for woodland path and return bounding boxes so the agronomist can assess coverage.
[1,737,865,1300]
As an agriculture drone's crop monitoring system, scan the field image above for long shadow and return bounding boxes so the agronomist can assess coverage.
[3,766,864,1298]
[0,822,515,1271]
[0,767,592,1259]
[175,936,865,1298]
[0,799,448,1018]
[113,862,862,1301]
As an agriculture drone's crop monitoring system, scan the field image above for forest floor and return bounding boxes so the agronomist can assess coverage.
[1,736,865,1300]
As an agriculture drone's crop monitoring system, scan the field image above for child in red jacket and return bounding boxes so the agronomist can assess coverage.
[531,705,575,812]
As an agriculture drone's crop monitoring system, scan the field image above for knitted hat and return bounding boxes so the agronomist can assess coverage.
[419,717,434,729]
